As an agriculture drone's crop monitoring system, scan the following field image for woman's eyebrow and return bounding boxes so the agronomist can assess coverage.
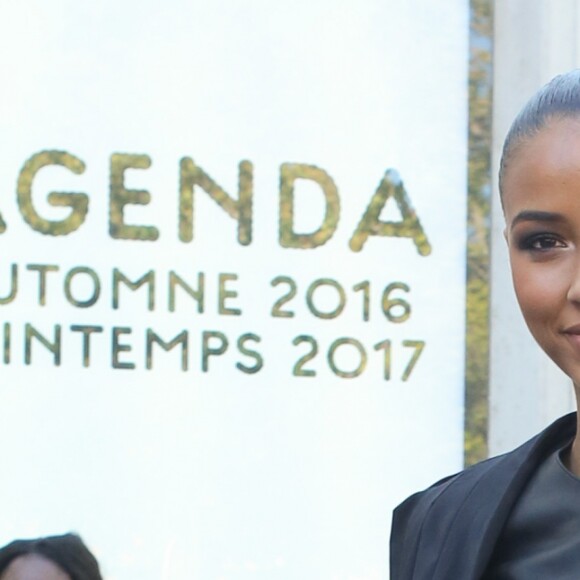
[510,210,565,230]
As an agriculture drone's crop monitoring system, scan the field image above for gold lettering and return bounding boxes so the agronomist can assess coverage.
[112,326,135,369]
[218,273,241,316]
[27,264,59,306]
[0,264,18,305]
[169,271,204,313]
[349,170,431,255]
[279,163,339,249]
[17,150,87,236]
[112,269,155,311]
[179,158,253,244]
[109,153,158,241]
[202,331,228,371]
[146,329,189,371]
[71,325,103,367]
[25,323,61,365]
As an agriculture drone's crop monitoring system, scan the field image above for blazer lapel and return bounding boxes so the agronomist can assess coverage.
[412,413,576,580]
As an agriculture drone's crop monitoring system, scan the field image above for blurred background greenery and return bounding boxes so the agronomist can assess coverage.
[465,0,492,466]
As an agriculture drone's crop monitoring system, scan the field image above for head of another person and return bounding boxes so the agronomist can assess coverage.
[0,534,102,580]
[500,69,580,390]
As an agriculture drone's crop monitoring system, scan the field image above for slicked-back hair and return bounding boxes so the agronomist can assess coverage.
[499,69,580,199]
[0,533,102,580]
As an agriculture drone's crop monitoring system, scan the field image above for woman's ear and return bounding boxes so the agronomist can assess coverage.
[503,227,508,246]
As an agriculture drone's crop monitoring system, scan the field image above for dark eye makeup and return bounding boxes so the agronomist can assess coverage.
[516,232,566,251]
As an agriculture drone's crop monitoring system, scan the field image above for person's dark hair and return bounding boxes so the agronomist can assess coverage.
[0,533,102,580]
[499,69,580,199]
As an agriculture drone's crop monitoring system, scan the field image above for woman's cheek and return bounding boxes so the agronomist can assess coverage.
[511,259,555,322]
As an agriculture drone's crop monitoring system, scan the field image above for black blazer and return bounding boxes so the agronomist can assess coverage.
[390,413,577,580]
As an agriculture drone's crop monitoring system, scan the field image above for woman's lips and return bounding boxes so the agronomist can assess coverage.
[563,325,580,349]
[563,323,580,335]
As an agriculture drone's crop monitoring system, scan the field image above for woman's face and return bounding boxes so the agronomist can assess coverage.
[0,554,71,580]
[503,117,580,386]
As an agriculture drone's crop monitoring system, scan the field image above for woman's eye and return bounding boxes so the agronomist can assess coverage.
[521,234,565,251]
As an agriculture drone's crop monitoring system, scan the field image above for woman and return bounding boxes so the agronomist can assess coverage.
[391,69,580,579]
[0,533,102,580]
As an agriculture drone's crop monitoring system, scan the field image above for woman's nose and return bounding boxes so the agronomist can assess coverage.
[567,260,580,303]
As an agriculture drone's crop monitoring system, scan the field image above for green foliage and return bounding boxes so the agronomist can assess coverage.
[465,0,492,466]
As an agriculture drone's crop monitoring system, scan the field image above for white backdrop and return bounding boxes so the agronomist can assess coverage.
[0,2,467,578]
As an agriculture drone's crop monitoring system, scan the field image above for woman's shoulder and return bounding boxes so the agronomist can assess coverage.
[396,412,577,520]
[392,450,507,536]
[390,413,577,580]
